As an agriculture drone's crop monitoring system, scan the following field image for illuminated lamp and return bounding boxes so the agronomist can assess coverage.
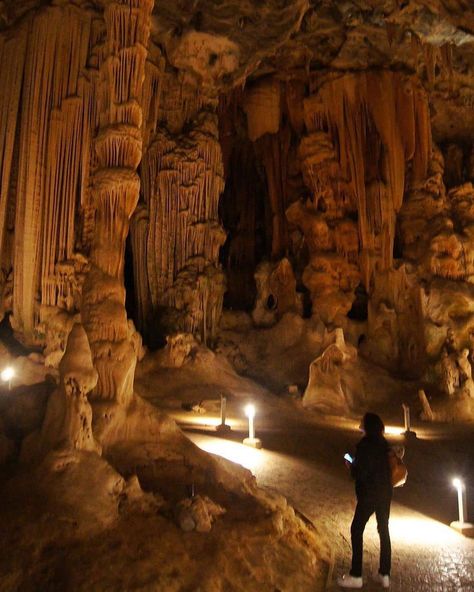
[450,477,474,537]
[243,403,262,449]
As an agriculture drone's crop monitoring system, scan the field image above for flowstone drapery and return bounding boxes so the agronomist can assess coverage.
[289,72,432,326]
[132,68,227,345]
[0,6,93,345]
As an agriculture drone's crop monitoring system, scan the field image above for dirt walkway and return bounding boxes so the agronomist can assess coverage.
[183,410,474,592]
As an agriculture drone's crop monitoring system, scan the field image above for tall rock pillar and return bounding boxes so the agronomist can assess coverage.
[82,0,153,405]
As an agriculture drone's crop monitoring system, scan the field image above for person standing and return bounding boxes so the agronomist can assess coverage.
[338,412,392,589]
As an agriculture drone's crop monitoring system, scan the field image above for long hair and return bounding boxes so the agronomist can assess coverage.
[362,412,385,437]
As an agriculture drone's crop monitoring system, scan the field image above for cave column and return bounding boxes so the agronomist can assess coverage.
[82,0,153,404]
[135,70,227,345]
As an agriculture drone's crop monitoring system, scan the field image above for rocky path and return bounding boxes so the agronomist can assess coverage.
[185,412,474,592]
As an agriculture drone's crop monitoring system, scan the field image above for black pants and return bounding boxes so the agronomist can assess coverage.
[350,495,391,577]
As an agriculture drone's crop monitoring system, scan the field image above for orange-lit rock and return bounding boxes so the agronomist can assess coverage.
[2,1,474,589]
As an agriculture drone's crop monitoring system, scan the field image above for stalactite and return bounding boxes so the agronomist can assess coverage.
[41,98,84,306]
[243,77,281,142]
[289,71,432,322]
[130,204,151,332]
[412,89,432,185]
[140,48,165,150]
[256,125,291,259]
[440,43,454,80]
[386,23,398,48]
[423,43,437,87]
[240,78,294,259]
[285,79,305,135]
[302,71,432,287]
[218,133,266,311]
[410,32,422,66]
[131,58,214,339]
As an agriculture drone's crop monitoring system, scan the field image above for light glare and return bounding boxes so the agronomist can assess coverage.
[452,477,462,489]
[194,437,262,473]
[390,515,461,546]
[244,403,255,419]
[384,425,404,436]
[1,367,14,382]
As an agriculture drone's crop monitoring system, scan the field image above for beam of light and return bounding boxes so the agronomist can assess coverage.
[191,435,263,473]
[351,420,430,440]
[171,412,241,430]
[384,425,404,436]
[389,515,462,546]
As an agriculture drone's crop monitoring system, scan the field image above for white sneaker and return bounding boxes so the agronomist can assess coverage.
[374,573,390,588]
[337,574,363,588]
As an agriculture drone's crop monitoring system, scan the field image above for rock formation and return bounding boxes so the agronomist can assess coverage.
[0,4,469,354]
[2,1,474,587]
[21,323,100,463]
[0,2,474,420]
[252,257,302,327]
[176,494,226,533]
[302,328,359,414]
[81,0,153,407]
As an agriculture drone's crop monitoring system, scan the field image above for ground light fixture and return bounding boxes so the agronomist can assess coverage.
[1,366,14,390]
[402,403,416,438]
[215,394,231,433]
[243,403,262,449]
[450,477,474,537]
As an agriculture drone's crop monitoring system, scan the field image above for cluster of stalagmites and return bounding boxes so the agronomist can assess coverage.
[234,68,474,420]
[0,0,473,466]
[4,1,474,588]
[0,0,237,549]
[0,0,230,375]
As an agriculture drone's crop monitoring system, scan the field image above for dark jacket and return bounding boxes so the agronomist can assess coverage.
[351,435,392,500]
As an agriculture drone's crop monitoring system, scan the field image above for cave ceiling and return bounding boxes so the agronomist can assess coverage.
[2,0,471,142]
[0,2,473,70]
[0,3,473,205]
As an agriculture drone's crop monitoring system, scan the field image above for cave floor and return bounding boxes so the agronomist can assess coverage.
[135,347,474,591]
[172,404,474,592]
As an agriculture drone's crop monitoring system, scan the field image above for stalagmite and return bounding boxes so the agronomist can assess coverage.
[21,323,101,463]
[252,258,302,327]
[302,328,358,414]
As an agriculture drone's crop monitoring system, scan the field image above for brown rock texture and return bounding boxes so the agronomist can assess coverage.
[0,1,474,442]
[5,2,474,590]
